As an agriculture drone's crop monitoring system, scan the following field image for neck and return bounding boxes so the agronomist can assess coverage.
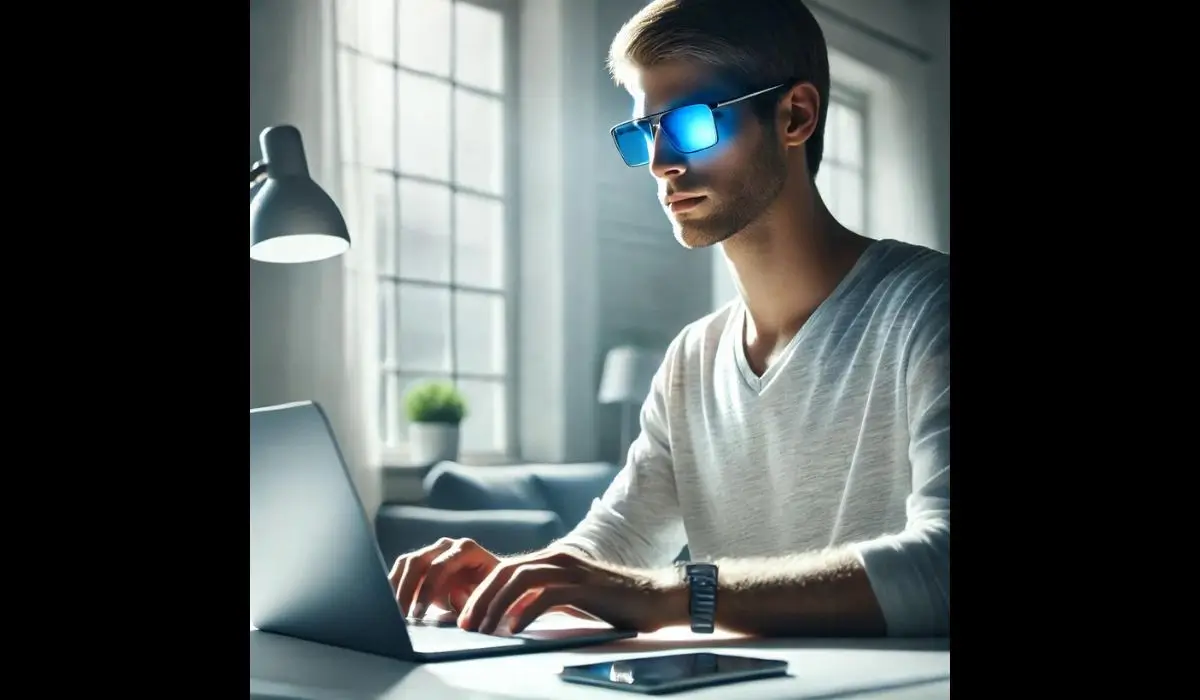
[720,176,870,345]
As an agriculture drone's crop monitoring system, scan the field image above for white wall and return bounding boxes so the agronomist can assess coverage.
[516,0,603,463]
[518,0,717,465]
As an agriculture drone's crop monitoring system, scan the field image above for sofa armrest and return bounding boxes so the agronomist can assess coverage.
[375,505,566,563]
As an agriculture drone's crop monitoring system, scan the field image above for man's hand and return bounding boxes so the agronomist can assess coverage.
[457,549,685,636]
[388,537,500,619]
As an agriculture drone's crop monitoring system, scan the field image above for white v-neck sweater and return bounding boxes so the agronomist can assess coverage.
[556,238,950,637]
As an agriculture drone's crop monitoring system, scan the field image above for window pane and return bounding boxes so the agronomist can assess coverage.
[357,0,395,63]
[454,91,504,195]
[337,50,357,164]
[365,170,397,275]
[336,0,358,46]
[399,0,451,77]
[379,280,399,368]
[454,2,504,92]
[836,166,864,232]
[454,291,505,375]
[824,102,843,163]
[398,284,451,372]
[454,193,504,289]
[381,371,404,446]
[836,103,863,167]
[399,179,451,283]
[458,379,507,454]
[399,73,451,181]
[356,55,396,171]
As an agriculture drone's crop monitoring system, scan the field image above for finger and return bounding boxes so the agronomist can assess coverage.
[459,550,579,629]
[388,554,408,590]
[458,558,522,630]
[478,564,580,635]
[411,540,481,617]
[448,587,473,615]
[394,538,457,616]
[503,586,574,635]
[390,540,453,590]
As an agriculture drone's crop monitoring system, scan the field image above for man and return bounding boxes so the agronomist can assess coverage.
[389,0,949,639]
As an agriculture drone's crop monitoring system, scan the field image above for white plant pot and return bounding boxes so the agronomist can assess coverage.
[409,422,461,465]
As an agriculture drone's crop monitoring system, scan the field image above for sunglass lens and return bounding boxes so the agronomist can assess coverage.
[612,122,651,167]
[661,104,718,154]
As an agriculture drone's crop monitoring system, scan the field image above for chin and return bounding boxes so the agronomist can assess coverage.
[672,221,729,249]
[665,196,749,248]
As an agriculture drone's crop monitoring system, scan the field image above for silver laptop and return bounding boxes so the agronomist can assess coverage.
[249,400,637,663]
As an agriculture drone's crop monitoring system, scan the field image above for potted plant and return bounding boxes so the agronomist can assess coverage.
[404,380,468,465]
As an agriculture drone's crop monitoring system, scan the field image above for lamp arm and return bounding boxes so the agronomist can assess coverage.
[250,161,268,189]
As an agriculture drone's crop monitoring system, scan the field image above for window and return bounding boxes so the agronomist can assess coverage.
[816,86,867,233]
[335,0,515,459]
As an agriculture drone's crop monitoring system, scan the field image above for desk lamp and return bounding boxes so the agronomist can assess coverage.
[249,125,351,263]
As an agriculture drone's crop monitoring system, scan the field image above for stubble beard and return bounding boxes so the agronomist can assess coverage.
[672,136,788,250]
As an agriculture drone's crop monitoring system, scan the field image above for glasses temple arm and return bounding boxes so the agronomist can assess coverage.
[714,82,790,108]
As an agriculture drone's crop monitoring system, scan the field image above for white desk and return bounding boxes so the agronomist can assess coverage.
[250,618,950,700]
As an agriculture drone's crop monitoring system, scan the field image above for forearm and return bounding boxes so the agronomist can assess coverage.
[650,523,947,637]
[652,548,887,637]
[543,544,685,629]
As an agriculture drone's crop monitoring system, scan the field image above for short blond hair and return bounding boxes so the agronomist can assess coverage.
[608,0,831,177]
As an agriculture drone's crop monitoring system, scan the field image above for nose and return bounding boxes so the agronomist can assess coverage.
[648,126,686,179]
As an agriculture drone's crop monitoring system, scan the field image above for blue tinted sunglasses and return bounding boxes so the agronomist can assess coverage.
[609,82,788,167]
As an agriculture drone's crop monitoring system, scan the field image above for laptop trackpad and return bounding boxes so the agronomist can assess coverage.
[407,624,529,652]
[407,621,622,653]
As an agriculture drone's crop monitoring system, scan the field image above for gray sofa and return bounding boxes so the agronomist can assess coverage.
[374,461,622,563]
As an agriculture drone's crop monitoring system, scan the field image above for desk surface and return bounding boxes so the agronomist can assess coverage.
[250,617,949,700]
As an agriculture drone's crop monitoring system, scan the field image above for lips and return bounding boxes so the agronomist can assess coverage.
[666,195,706,214]
[664,192,704,205]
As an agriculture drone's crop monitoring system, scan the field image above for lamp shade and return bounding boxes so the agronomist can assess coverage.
[598,345,664,404]
[250,125,351,263]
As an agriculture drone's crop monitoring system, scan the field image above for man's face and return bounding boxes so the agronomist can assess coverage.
[625,62,788,249]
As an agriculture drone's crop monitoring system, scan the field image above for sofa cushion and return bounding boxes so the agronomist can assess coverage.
[527,462,621,528]
[423,463,552,512]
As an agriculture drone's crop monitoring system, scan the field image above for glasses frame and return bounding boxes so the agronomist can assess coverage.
[608,81,791,167]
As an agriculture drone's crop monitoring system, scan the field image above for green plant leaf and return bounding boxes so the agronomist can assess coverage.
[403,380,468,424]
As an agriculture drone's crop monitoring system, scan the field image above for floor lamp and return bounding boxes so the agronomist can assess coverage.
[598,345,664,462]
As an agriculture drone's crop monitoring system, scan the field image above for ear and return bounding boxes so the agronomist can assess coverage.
[777,82,821,149]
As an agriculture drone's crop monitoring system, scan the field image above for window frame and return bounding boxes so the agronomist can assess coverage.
[818,82,870,235]
[335,0,521,466]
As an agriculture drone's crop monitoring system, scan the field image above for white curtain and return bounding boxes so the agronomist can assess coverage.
[327,0,384,514]
[250,0,381,519]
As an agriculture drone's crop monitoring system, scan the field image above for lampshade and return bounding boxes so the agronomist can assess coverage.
[598,345,664,404]
[250,125,351,263]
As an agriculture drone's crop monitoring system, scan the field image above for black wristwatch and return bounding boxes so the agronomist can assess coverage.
[683,562,718,634]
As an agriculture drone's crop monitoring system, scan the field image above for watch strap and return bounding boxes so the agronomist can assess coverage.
[684,562,718,634]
